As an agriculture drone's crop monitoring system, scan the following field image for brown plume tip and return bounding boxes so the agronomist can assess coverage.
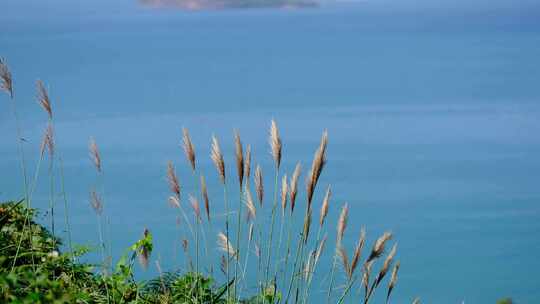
[89,190,103,215]
[0,57,13,98]
[217,232,237,259]
[36,80,53,119]
[41,123,55,159]
[234,130,244,189]
[336,203,349,245]
[88,137,102,173]
[182,127,196,171]
[281,174,288,215]
[289,163,301,213]
[367,231,393,263]
[244,185,257,221]
[319,185,331,227]
[244,144,252,180]
[189,194,201,222]
[211,135,226,184]
[200,175,210,222]
[351,227,366,277]
[269,119,282,169]
[306,130,328,207]
[254,164,264,206]
[166,161,181,198]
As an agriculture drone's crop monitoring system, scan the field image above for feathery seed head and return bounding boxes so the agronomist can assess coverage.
[88,137,102,173]
[168,195,180,208]
[0,58,13,98]
[166,161,181,198]
[244,144,251,180]
[254,164,263,206]
[182,128,196,171]
[289,163,301,213]
[281,174,288,215]
[90,190,103,215]
[189,194,201,222]
[244,185,256,221]
[374,243,397,287]
[234,130,244,188]
[269,119,282,169]
[319,185,331,227]
[367,232,393,263]
[306,130,328,208]
[41,123,55,158]
[337,245,351,279]
[351,227,366,276]
[36,80,52,119]
[200,175,210,222]
[387,261,401,303]
[211,135,226,184]
[314,234,327,265]
[217,232,237,259]
[337,203,349,245]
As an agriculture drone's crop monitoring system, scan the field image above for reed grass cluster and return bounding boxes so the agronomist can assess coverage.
[0,56,419,303]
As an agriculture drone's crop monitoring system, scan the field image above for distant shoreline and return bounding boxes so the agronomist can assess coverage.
[139,0,318,10]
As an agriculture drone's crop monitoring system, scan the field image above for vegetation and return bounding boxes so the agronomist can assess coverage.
[5,55,522,304]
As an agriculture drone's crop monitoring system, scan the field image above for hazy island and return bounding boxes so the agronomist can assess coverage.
[140,0,318,9]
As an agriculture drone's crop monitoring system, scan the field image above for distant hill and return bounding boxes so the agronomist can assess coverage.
[140,0,318,9]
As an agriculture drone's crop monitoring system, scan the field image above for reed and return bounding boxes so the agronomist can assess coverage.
[265,119,282,293]
[1,64,414,303]
[210,135,231,300]
[2,58,33,272]
[233,130,245,298]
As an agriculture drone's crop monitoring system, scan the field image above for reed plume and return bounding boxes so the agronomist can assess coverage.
[337,246,351,279]
[182,127,196,171]
[166,161,181,199]
[211,135,225,184]
[337,203,349,245]
[189,194,201,222]
[168,195,180,209]
[306,130,328,209]
[350,228,366,277]
[362,260,374,297]
[234,130,244,188]
[314,234,327,265]
[0,57,13,98]
[386,261,400,304]
[319,186,331,227]
[41,123,55,158]
[244,145,251,180]
[367,232,393,263]
[289,163,301,213]
[244,185,256,221]
[217,232,237,259]
[412,297,421,304]
[280,174,288,214]
[269,119,282,169]
[90,190,103,215]
[200,175,210,222]
[89,137,102,173]
[37,80,53,119]
[374,244,397,287]
[254,164,263,206]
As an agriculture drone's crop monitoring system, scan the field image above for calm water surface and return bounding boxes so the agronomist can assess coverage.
[1,1,540,303]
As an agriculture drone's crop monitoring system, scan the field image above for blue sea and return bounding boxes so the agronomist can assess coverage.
[1,1,540,303]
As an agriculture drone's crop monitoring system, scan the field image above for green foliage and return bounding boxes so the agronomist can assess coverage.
[496,298,513,304]
[0,201,246,303]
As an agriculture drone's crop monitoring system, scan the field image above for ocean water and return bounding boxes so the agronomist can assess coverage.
[1,1,540,303]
